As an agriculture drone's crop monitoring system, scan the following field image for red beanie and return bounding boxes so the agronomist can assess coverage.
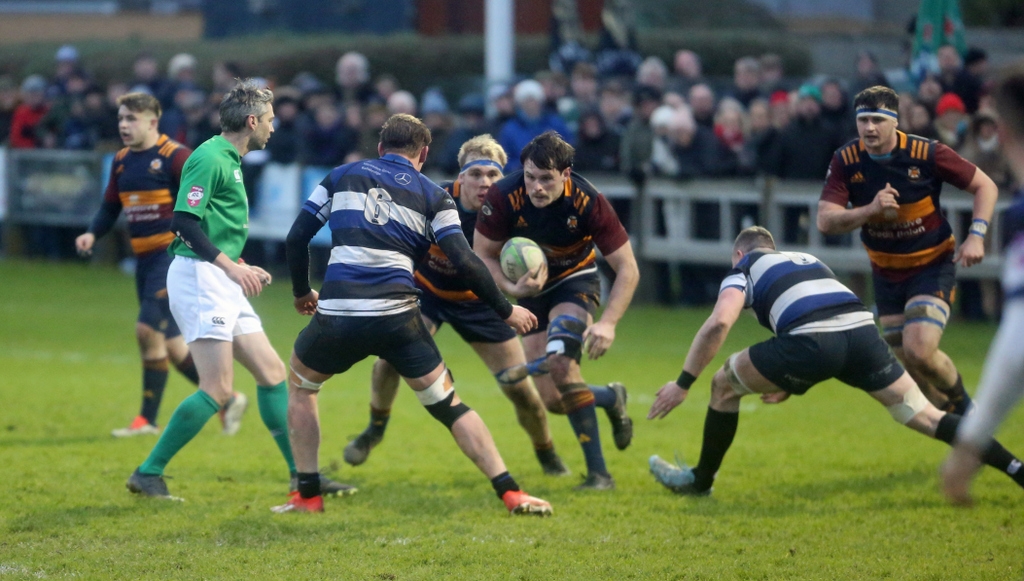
[935,93,966,116]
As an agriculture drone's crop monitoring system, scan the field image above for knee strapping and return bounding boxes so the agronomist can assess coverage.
[886,387,929,424]
[416,369,471,429]
[905,301,949,330]
[494,356,550,387]
[723,353,755,396]
[290,369,324,391]
[547,315,587,363]
[882,325,904,348]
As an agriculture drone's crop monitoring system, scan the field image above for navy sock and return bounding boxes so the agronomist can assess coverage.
[562,385,608,476]
[140,358,169,425]
[936,414,1024,487]
[491,471,520,499]
[296,472,321,499]
[589,384,616,410]
[368,406,390,439]
[173,353,200,385]
[693,407,739,491]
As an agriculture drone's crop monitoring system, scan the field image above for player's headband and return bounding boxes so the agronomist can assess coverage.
[856,107,898,120]
[460,159,504,174]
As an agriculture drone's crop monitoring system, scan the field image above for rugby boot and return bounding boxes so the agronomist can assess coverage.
[572,472,616,491]
[502,490,553,516]
[126,468,184,501]
[289,475,358,497]
[649,455,712,497]
[605,382,633,450]
[537,449,572,476]
[219,392,248,436]
[271,491,324,513]
[112,415,159,438]
[343,427,383,466]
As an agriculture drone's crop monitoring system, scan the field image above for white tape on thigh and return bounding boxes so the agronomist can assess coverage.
[290,369,324,392]
[415,369,454,406]
[725,353,756,396]
[886,387,929,424]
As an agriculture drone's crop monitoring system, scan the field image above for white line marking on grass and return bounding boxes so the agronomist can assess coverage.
[1,349,135,366]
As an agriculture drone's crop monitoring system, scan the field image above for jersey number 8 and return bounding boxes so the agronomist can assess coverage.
[364,187,393,225]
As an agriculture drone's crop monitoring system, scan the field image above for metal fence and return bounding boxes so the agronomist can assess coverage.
[1,148,1011,279]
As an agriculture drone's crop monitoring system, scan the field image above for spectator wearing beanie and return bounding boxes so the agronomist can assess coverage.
[935,92,967,148]
[498,79,573,171]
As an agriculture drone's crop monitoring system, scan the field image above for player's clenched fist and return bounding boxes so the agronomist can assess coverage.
[293,290,318,316]
[75,233,96,257]
[871,182,900,220]
[505,305,538,335]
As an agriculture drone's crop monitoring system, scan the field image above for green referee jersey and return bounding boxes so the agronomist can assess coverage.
[169,135,249,262]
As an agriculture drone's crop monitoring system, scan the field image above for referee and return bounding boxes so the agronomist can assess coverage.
[126,79,353,500]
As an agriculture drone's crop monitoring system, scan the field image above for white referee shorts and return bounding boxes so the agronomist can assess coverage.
[167,256,263,344]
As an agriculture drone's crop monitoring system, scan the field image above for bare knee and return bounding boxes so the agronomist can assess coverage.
[135,323,165,358]
[502,381,544,413]
[901,338,936,371]
[709,369,742,410]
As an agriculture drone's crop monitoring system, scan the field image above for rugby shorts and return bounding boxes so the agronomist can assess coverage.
[873,255,956,317]
[519,272,601,336]
[419,290,516,344]
[293,309,442,379]
[748,323,905,395]
[135,251,180,339]
[166,256,263,343]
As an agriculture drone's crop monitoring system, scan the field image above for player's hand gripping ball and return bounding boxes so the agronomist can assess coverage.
[500,237,547,282]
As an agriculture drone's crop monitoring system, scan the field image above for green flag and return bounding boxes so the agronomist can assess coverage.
[910,0,967,81]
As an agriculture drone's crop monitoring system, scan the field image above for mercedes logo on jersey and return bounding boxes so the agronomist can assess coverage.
[395,173,412,186]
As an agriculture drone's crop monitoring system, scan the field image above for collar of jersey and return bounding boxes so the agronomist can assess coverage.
[211,135,241,162]
[380,153,415,167]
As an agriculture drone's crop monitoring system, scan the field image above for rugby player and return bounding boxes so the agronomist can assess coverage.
[817,85,1000,416]
[475,131,640,490]
[344,135,570,476]
[943,62,1024,505]
[126,80,353,500]
[647,227,1024,497]
[76,92,247,438]
[274,115,552,515]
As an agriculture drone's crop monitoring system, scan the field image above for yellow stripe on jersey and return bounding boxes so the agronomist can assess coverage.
[865,236,955,270]
[130,231,176,255]
[414,271,477,302]
[120,189,173,207]
[866,196,936,225]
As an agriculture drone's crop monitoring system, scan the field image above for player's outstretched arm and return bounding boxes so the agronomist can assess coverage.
[584,241,639,360]
[439,231,536,334]
[953,168,999,268]
[647,287,745,420]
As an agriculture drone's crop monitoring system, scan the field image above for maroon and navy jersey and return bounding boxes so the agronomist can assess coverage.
[820,131,976,282]
[104,134,191,256]
[414,181,482,301]
[476,170,629,290]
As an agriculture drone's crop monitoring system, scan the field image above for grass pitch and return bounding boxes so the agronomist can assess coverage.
[0,259,1021,580]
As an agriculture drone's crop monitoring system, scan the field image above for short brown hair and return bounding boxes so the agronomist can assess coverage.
[992,60,1024,140]
[457,134,507,168]
[853,85,899,113]
[379,113,432,156]
[520,131,574,171]
[220,78,274,132]
[733,226,776,254]
[116,92,161,118]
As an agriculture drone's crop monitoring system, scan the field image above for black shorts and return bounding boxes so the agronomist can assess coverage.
[873,256,956,317]
[419,291,516,344]
[748,324,905,395]
[294,310,442,378]
[519,273,601,336]
[135,251,180,339]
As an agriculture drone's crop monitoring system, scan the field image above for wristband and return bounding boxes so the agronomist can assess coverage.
[676,370,697,390]
[969,218,988,239]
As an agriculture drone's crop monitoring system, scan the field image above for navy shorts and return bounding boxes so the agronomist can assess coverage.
[294,310,442,379]
[135,251,180,339]
[419,290,516,344]
[519,273,601,336]
[873,256,956,317]
[748,324,905,395]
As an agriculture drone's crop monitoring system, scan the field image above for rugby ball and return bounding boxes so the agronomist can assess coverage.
[500,237,547,282]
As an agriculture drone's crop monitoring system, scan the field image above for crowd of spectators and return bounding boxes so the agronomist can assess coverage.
[1,42,1014,193]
